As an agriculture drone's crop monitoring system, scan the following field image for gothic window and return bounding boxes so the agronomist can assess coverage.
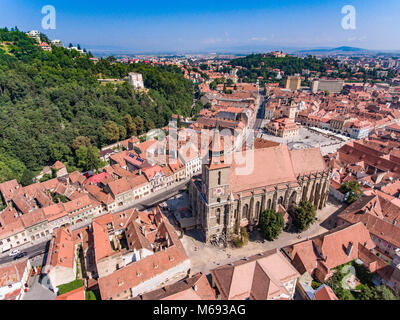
[278,196,284,205]
[243,204,249,220]
[216,208,221,224]
[255,201,260,220]
[267,199,272,210]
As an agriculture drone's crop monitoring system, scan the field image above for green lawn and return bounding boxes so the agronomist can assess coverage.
[57,279,84,295]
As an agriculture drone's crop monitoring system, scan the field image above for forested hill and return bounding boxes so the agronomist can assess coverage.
[230,53,334,84]
[0,28,193,184]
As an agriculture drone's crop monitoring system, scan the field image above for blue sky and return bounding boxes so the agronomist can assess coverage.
[0,0,399,53]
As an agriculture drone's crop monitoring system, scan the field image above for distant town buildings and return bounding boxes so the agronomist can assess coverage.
[312,79,344,94]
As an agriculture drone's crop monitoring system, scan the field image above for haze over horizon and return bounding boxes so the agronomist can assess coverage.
[1,0,399,54]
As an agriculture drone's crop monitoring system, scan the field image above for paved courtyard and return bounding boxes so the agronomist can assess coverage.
[22,274,56,300]
[259,125,349,156]
[180,197,345,276]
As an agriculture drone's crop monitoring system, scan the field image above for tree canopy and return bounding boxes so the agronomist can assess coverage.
[340,181,363,204]
[259,209,285,241]
[292,200,316,232]
[0,28,194,183]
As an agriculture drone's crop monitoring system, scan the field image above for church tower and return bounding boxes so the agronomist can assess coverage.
[201,125,232,244]
[287,99,297,121]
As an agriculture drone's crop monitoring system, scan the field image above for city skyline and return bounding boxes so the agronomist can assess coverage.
[1,0,400,54]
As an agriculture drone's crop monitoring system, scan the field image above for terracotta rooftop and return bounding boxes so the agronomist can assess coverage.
[133,273,216,300]
[211,249,300,300]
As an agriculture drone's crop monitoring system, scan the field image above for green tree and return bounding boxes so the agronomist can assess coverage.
[0,162,15,183]
[134,116,145,135]
[292,200,316,232]
[76,146,101,171]
[72,136,92,150]
[147,119,155,130]
[358,284,375,300]
[103,120,120,143]
[340,181,363,204]
[75,146,88,169]
[20,169,35,186]
[0,28,194,181]
[259,209,285,241]
[122,114,137,136]
[375,285,400,300]
[86,146,101,171]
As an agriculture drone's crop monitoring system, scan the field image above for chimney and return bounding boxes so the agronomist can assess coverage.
[346,242,353,256]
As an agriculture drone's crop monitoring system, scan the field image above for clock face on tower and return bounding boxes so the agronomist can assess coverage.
[213,187,224,197]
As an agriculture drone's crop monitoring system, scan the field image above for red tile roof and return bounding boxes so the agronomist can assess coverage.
[56,286,85,300]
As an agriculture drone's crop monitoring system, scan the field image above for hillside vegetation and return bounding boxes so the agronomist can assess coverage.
[0,28,193,183]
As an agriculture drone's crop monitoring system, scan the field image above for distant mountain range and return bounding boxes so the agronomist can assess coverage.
[87,44,400,58]
[295,46,370,55]
[294,46,400,56]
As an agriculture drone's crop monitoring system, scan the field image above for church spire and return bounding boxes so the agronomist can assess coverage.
[210,120,221,165]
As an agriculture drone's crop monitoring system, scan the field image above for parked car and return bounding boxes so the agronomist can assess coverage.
[13,252,27,260]
[8,249,20,257]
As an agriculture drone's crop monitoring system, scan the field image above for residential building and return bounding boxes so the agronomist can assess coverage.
[133,272,216,300]
[0,258,31,300]
[285,76,301,91]
[42,227,77,292]
[282,222,375,282]
[211,249,300,300]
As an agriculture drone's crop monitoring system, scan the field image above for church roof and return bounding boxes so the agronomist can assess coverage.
[228,145,325,193]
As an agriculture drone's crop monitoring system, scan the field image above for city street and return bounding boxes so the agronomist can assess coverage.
[0,240,49,264]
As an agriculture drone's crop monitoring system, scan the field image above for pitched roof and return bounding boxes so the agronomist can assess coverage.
[49,227,75,269]
[287,223,375,275]
[0,258,29,288]
[56,286,85,300]
[92,221,113,262]
[229,145,298,193]
[134,273,215,300]
[211,249,300,300]
[97,208,189,300]
[289,148,328,176]
[98,245,188,300]
[338,206,400,248]
[0,179,19,202]
[313,284,338,300]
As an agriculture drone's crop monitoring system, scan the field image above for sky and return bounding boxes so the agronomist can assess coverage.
[0,0,399,54]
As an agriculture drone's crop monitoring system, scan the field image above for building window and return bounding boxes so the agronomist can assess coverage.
[218,171,221,185]
[216,208,221,224]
